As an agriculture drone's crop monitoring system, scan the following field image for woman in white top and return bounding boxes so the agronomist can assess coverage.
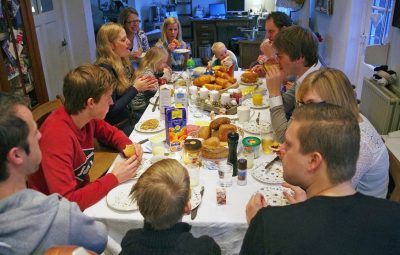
[293,68,389,198]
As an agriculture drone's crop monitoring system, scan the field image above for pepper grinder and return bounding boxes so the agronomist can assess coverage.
[227,132,239,176]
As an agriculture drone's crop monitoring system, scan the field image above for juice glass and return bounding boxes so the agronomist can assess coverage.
[252,93,263,106]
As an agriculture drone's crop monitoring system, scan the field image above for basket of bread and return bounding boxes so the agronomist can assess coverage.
[192,66,238,93]
[193,117,243,159]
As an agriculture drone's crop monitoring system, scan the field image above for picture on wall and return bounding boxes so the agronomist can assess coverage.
[315,0,333,15]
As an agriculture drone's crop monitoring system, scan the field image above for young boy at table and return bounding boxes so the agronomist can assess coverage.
[120,159,221,255]
[28,64,143,211]
[0,92,107,254]
[209,42,238,75]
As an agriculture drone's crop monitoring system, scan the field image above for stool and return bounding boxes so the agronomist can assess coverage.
[229,36,247,56]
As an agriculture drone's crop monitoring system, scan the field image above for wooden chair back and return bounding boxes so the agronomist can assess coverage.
[388,149,400,202]
[32,97,63,127]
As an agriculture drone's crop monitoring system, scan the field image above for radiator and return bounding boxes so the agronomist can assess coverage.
[360,78,400,135]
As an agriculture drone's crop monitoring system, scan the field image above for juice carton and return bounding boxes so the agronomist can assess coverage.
[165,107,187,152]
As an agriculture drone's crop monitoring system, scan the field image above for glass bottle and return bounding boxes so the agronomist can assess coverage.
[227,132,239,176]
[243,146,254,169]
[237,158,247,186]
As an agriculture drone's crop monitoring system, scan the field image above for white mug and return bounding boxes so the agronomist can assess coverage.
[237,105,250,123]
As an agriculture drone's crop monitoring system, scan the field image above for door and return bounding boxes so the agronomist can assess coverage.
[32,0,71,100]
[354,0,395,98]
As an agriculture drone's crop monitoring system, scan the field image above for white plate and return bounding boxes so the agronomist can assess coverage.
[132,158,152,180]
[174,48,190,54]
[241,97,269,109]
[257,186,294,206]
[135,119,165,133]
[107,181,202,212]
[243,120,271,134]
[239,78,263,86]
[106,182,138,212]
[251,160,284,184]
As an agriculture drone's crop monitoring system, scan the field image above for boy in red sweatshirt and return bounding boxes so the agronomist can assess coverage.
[28,64,143,210]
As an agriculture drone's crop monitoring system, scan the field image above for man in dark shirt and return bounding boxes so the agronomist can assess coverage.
[240,103,400,255]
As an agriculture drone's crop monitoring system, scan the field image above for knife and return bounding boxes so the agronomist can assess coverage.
[265,156,280,170]
[191,186,204,220]
[138,138,149,144]
[152,96,159,112]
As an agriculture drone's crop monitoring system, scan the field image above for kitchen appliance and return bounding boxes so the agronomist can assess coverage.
[150,5,161,22]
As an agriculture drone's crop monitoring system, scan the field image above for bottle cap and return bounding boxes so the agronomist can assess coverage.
[184,139,202,151]
[238,158,247,170]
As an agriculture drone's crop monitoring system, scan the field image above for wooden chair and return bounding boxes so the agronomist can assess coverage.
[32,97,63,127]
[32,97,118,182]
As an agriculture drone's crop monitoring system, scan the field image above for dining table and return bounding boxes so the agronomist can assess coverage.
[84,70,282,255]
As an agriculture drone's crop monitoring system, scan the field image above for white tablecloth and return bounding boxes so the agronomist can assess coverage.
[84,71,276,255]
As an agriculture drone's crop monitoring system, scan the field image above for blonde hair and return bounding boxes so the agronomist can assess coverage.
[95,22,135,95]
[211,42,226,54]
[159,17,183,44]
[130,159,190,230]
[297,68,359,119]
[137,47,168,75]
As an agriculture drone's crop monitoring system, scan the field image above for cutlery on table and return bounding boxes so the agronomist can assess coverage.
[256,112,260,125]
[191,186,205,220]
[152,96,159,112]
[265,156,280,170]
[138,138,149,144]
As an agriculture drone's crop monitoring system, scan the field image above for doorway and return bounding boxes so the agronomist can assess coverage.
[32,0,71,100]
[354,0,395,98]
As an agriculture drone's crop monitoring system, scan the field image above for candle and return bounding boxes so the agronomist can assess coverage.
[221,93,231,105]
[210,90,219,102]
[199,87,209,99]
[189,85,198,95]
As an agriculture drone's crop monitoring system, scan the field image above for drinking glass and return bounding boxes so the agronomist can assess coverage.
[218,162,233,187]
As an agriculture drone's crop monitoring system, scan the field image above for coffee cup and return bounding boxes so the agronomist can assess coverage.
[237,105,250,123]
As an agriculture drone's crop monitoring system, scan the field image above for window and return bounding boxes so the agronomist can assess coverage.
[368,0,394,45]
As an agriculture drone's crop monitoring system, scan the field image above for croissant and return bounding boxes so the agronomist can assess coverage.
[193,75,215,86]
[215,77,229,87]
[204,84,222,91]
[241,72,258,83]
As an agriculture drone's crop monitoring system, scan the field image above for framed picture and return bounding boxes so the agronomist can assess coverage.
[315,0,333,15]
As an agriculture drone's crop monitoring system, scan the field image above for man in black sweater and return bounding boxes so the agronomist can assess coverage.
[240,103,400,255]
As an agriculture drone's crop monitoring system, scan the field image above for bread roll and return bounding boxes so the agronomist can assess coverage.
[204,137,220,146]
[198,126,211,140]
[201,144,229,159]
[218,124,237,142]
[123,144,136,158]
[241,71,258,83]
[210,117,231,130]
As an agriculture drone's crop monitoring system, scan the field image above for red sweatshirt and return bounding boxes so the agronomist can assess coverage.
[28,106,132,210]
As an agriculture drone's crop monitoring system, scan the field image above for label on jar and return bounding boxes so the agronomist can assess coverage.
[237,169,247,186]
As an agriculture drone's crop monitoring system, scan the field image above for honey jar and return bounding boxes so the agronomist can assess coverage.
[183,139,202,165]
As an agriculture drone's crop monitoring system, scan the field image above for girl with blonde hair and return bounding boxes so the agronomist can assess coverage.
[130,47,172,115]
[95,22,157,135]
[156,17,189,71]
[294,68,389,198]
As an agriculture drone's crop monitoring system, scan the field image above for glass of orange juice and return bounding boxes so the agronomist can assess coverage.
[260,130,274,154]
[252,92,263,106]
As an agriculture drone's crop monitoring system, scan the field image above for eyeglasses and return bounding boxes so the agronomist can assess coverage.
[126,20,141,24]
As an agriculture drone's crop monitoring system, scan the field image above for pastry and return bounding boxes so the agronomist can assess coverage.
[218,124,237,142]
[140,119,159,130]
[198,126,211,140]
[123,144,136,158]
[203,137,220,147]
[241,71,258,84]
[193,75,215,86]
[210,117,231,130]
[201,144,229,159]
[172,39,181,48]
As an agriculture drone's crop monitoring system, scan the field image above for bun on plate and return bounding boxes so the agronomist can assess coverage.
[241,71,258,84]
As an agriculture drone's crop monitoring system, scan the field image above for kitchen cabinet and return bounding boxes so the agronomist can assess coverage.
[192,17,256,58]
[0,0,47,107]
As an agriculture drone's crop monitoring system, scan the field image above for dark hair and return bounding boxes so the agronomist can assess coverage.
[118,7,139,25]
[292,103,360,184]
[0,92,30,181]
[63,64,114,115]
[273,25,318,67]
[266,11,293,29]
